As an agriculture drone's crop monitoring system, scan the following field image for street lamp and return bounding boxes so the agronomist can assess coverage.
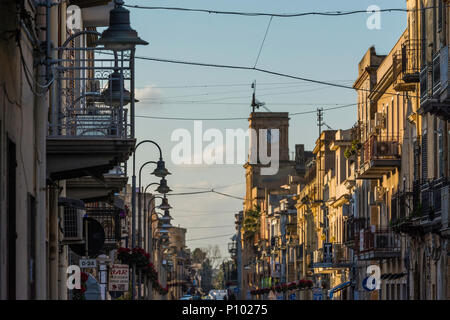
[157,196,172,210]
[156,177,172,194]
[95,0,148,51]
[152,159,171,178]
[101,69,133,107]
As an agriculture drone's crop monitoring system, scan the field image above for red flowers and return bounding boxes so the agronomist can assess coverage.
[80,271,89,283]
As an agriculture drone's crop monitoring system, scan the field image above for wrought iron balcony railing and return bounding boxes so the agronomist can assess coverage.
[393,39,420,88]
[85,205,122,246]
[355,227,401,260]
[49,44,134,139]
[363,135,401,163]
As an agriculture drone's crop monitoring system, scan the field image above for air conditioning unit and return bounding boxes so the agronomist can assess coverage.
[374,113,386,129]
[59,198,85,243]
[376,141,391,156]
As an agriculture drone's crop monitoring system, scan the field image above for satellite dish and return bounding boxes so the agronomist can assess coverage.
[69,217,105,258]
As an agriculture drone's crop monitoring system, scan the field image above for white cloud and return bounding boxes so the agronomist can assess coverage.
[135,85,163,105]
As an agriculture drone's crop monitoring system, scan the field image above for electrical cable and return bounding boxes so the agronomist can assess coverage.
[254,16,273,68]
[135,80,354,89]
[186,225,235,229]
[124,5,443,17]
[167,189,244,200]
[130,55,415,98]
[186,233,235,242]
[135,103,357,120]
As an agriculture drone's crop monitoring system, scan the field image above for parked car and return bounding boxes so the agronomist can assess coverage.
[180,295,193,300]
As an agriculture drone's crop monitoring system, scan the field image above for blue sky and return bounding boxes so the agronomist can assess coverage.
[126,0,407,258]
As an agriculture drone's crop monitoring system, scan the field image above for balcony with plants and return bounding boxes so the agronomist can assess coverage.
[357,133,401,179]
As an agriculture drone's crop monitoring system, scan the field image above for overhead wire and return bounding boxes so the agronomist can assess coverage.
[186,233,235,242]
[124,5,442,17]
[135,103,357,120]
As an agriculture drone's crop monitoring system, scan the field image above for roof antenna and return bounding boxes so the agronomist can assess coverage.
[251,80,267,113]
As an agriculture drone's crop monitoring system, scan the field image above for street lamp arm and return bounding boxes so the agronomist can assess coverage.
[135,140,163,160]
[144,182,160,195]
[138,160,158,191]
[61,30,101,49]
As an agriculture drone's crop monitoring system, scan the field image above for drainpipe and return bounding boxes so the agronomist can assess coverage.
[35,0,49,300]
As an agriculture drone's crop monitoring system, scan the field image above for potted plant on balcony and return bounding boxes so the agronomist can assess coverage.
[117,247,131,264]
[275,284,283,293]
[297,279,307,289]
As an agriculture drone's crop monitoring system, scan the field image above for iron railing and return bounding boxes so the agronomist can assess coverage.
[363,135,401,164]
[355,228,401,257]
[85,205,122,244]
[433,50,442,97]
[393,39,421,83]
[50,42,133,138]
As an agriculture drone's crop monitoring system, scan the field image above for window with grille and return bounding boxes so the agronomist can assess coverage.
[422,131,428,180]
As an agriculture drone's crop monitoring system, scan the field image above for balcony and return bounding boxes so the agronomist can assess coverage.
[417,178,449,233]
[85,204,123,251]
[355,228,401,260]
[47,43,135,181]
[343,217,366,247]
[393,40,420,91]
[66,166,128,203]
[357,135,401,179]
[419,46,450,120]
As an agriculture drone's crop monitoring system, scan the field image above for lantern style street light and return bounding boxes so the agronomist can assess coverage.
[101,69,132,107]
[152,159,171,178]
[157,196,172,210]
[95,0,148,51]
[156,178,172,194]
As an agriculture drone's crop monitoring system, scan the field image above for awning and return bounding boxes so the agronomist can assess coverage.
[328,281,351,299]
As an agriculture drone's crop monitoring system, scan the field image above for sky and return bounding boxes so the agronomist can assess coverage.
[126,0,407,259]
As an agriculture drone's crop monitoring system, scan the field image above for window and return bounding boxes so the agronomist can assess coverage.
[422,131,428,180]
[438,0,443,31]
[438,122,444,177]
[421,1,427,66]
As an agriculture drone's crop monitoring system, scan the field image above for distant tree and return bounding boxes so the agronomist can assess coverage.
[243,206,261,238]
[192,248,207,264]
[205,245,222,269]
[212,268,224,290]
[200,258,213,293]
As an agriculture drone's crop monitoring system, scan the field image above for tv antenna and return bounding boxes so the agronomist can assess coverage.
[251,81,270,113]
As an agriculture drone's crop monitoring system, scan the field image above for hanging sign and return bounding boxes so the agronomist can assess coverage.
[108,264,129,292]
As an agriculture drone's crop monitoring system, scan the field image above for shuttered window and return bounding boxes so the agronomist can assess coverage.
[422,132,428,180]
